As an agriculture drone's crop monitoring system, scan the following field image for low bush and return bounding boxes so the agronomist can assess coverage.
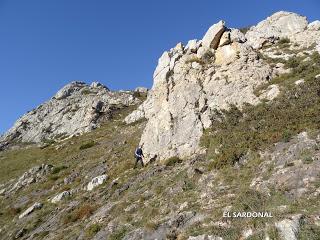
[164,156,183,166]
[85,223,101,238]
[51,165,68,174]
[79,141,95,150]
[63,204,97,224]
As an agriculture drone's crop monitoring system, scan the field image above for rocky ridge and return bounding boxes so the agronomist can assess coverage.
[0,81,139,149]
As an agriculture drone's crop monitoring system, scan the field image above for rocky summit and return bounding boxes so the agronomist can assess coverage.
[1,11,320,240]
[0,81,139,149]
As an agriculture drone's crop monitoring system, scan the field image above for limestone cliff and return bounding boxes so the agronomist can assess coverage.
[125,11,320,161]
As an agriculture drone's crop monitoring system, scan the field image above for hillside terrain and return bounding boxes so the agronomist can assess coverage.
[1,11,320,240]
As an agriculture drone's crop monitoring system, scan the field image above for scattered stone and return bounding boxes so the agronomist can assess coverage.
[51,191,72,203]
[259,84,280,101]
[188,235,223,240]
[15,228,27,239]
[87,174,108,191]
[19,202,43,219]
[7,164,53,194]
[294,79,305,85]
[64,171,80,185]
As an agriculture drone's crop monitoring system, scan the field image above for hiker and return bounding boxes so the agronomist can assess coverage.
[134,145,144,168]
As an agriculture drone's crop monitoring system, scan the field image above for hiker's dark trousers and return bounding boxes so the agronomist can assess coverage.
[134,156,144,168]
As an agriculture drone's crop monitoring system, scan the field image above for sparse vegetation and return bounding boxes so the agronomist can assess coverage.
[79,140,95,150]
[63,204,97,224]
[85,223,101,238]
[202,54,320,169]
[164,156,183,166]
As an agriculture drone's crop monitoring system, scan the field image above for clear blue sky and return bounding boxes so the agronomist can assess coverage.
[0,0,319,134]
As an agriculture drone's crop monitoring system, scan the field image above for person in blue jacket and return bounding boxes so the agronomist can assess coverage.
[134,145,144,168]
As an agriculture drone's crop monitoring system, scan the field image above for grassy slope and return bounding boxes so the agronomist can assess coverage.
[0,52,320,239]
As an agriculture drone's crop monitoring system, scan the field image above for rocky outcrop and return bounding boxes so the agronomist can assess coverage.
[246,11,320,49]
[125,11,320,161]
[2,164,53,195]
[0,81,139,146]
[126,20,273,161]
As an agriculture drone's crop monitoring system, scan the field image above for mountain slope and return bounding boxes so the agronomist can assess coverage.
[0,11,320,240]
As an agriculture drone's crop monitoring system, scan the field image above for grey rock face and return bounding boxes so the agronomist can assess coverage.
[0,81,139,145]
[127,21,272,161]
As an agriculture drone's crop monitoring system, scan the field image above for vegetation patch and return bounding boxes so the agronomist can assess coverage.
[63,204,97,224]
[79,141,96,150]
[51,165,68,174]
[164,156,183,167]
[85,223,101,238]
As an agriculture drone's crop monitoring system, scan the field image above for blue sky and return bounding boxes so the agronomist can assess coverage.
[0,0,319,134]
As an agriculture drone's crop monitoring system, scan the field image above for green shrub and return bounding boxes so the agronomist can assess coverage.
[303,156,313,164]
[51,165,67,174]
[164,156,183,166]
[79,141,95,150]
[81,89,93,95]
[86,223,101,238]
[109,227,128,240]
[298,223,320,240]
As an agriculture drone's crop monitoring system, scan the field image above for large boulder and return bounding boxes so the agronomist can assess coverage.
[202,20,226,49]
